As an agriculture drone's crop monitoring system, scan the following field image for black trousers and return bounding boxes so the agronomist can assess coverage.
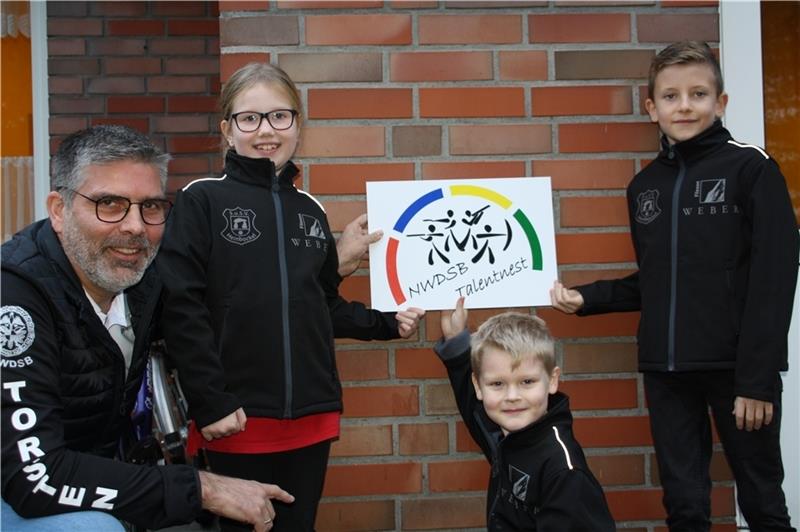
[205,439,332,532]
[644,370,795,532]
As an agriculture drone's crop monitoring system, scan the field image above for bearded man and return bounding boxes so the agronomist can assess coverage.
[1,125,292,532]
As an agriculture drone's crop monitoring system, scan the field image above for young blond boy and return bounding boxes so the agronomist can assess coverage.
[436,298,614,531]
[552,41,797,531]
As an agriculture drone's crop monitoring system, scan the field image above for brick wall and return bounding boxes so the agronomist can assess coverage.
[46,1,733,530]
[47,1,221,193]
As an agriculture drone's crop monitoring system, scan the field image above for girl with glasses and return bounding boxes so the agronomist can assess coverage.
[156,63,423,532]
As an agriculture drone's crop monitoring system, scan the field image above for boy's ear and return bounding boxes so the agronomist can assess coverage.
[471,372,483,401]
[715,92,729,118]
[548,366,561,394]
[644,98,658,123]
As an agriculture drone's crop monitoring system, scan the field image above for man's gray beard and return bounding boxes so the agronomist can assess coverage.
[61,217,158,295]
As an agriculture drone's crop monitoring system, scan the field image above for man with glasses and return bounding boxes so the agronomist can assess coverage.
[1,125,293,531]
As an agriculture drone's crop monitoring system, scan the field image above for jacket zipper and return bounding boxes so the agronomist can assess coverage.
[667,145,684,371]
[271,174,293,418]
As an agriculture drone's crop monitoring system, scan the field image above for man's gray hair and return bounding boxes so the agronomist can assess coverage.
[51,125,171,201]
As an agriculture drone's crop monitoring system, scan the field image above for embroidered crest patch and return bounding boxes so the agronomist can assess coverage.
[635,189,661,224]
[1,306,36,357]
[221,207,261,245]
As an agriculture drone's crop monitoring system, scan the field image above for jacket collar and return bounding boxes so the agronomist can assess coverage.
[659,119,732,163]
[224,150,300,188]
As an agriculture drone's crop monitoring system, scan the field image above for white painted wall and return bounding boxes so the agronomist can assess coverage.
[720,1,799,526]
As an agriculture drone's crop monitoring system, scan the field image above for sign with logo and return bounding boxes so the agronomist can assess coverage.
[367,178,557,311]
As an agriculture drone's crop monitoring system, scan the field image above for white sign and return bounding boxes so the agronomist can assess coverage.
[367,178,557,311]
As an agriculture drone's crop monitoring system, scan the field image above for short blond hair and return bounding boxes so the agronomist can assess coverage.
[470,312,555,376]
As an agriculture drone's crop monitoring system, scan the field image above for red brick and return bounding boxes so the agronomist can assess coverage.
[48,18,102,36]
[420,87,524,118]
[90,1,146,16]
[538,307,639,340]
[279,53,382,83]
[419,14,522,44]
[324,463,422,496]
[90,117,149,134]
[426,307,518,342]
[165,58,219,75]
[168,96,217,114]
[153,116,209,134]
[606,486,734,521]
[661,0,718,5]
[220,15,298,46]
[532,159,634,190]
[555,49,654,80]
[561,268,636,288]
[449,124,551,155]
[48,58,99,76]
[298,126,384,158]
[104,57,162,76]
[587,454,645,485]
[87,77,145,94]
[167,20,219,36]
[282,0,383,6]
[562,342,639,374]
[49,77,84,95]
[560,122,659,153]
[320,200,366,233]
[147,76,208,94]
[401,496,486,530]
[342,385,419,417]
[560,196,629,228]
[168,156,211,175]
[395,348,447,379]
[398,422,449,455]
[308,89,412,119]
[308,163,413,195]
[389,0,438,7]
[306,14,411,45]
[530,14,630,43]
[573,415,652,447]
[316,500,395,532]
[220,53,270,83]
[335,349,390,381]
[555,232,634,264]
[153,1,209,16]
[393,126,442,157]
[219,1,270,11]
[331,424,392,457]
[429,460,489,492]
[424,382,458,415]
[107,20,164,36]
[87,38,147,56]
[391,51,492,82]
[422,161,526,180]
[168,136,219,154]
[498,50,547,80]
[148,38,207,56]
[559,378,638,410]
[638,14,719,43]
[533,86,632,116]
[47,38,86,56]
[337,274,372,306]
[455,421,482,452]
[49,116,88,135]
[108,96,165,114]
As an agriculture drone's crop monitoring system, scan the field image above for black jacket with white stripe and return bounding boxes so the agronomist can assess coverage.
[575,121,798,401]
[435,332,615,531]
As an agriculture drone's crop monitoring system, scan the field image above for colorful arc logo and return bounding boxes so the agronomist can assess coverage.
[386,184,543,305]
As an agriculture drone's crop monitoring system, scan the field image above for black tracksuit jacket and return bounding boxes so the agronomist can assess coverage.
[157,151,399,428]
[576,121,798,401]
[435,331,615,531]
[1,221,201,528]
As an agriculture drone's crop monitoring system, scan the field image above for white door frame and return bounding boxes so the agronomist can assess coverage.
[720,1,799,526]
[31,0,49,221]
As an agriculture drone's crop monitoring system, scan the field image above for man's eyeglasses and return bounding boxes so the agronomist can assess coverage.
[230,109,298,133]
[62,188,173,225]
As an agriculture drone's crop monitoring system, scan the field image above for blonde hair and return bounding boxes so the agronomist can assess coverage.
[648,41,723,99]
[470,312,555,376]
[219,62,303,155]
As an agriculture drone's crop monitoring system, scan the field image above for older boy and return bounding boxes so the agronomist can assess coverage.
[552,41,797,531]
[436,297,615,531]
